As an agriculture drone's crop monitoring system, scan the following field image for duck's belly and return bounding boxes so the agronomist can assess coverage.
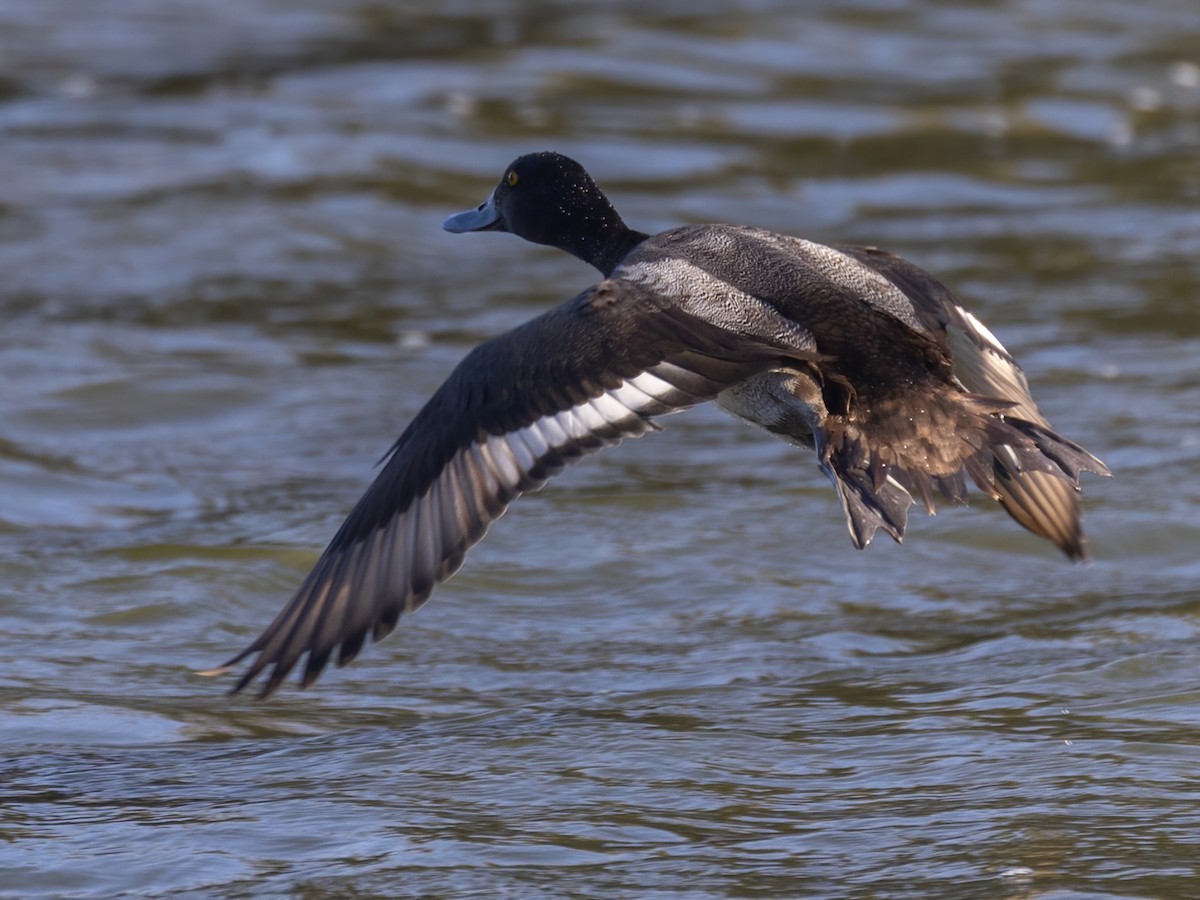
[715,368,824,451]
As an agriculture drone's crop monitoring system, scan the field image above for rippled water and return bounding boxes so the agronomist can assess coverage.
[3,1,1200,896]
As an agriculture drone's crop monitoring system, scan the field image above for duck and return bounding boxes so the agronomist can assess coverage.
[213,151,1109,697]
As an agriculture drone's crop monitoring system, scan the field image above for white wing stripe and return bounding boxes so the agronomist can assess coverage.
[467,444,502,496]
[533,415,571,449]
[572,400,610,432]
[608,379,662,410]
[514,421,551,457]
[456,367,709,490]
[501,431,537,472]
[482,434,523,487]
[627,370,681,400]
[554,407,592,441]
[589,390,636,421]
[381,363,712,613]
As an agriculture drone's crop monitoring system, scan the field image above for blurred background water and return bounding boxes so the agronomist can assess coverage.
[2,0,1199,896]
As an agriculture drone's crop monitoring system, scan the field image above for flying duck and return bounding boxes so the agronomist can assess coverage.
[212,151,1109,696]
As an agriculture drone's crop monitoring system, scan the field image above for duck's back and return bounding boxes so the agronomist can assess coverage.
[615,224,953,390]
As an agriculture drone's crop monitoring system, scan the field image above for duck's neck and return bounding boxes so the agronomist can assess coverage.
[540,183,648,276]
[583,226,649,277]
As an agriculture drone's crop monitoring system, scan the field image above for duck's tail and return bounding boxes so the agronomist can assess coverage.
[989,423,1110,560]
[818,391,1109,557]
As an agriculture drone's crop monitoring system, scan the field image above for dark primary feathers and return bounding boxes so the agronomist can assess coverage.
[215,151,1109,697]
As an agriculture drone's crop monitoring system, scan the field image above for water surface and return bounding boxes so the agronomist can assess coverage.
[2,1,1200,896]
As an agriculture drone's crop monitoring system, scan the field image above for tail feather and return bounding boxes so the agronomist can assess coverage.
[995,466,1086,560]
[814,427,911,548]
[932,471,969,505]
[818,393,1108,557]
[986,421,1110,560]
[830,463,913,549]
[997,418,1110,483]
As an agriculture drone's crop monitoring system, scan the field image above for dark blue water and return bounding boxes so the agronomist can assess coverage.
[3,1,1199,896]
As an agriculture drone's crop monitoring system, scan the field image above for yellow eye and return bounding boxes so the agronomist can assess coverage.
[506,170,519,187]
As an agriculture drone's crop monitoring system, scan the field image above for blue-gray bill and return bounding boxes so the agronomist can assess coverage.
[442,191,502,233]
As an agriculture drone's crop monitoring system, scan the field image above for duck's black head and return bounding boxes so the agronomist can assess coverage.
[443,151,648,276]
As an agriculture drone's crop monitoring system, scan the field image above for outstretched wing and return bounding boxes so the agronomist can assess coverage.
[835,245,1109,559]
[215,280,811,696]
